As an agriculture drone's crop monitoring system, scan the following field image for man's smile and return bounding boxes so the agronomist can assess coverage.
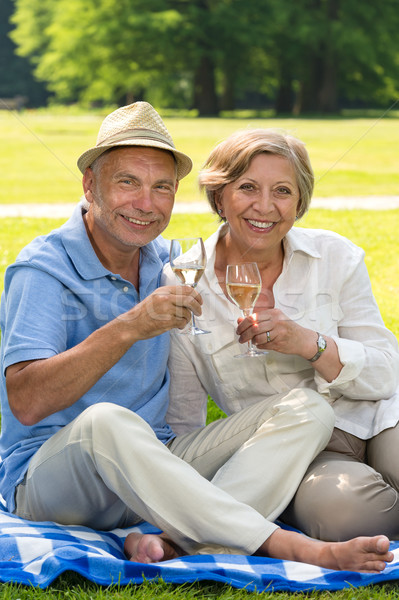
[122,215,153,226]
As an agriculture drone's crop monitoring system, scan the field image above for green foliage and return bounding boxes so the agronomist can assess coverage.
[0,0,48,104]
[9,0,399,112]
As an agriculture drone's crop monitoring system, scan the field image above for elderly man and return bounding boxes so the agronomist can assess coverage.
[0,102,392,571]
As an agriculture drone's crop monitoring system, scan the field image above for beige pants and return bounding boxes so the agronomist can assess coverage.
[15,388,334,555]
[281,423,399,541]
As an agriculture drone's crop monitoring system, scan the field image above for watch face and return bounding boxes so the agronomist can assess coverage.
[318,335,327,351]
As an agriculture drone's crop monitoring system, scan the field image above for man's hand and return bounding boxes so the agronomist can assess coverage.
[119,285,202,340]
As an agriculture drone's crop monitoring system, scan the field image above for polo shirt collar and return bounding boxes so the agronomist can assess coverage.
[60,203,108,280]
[60,202,163,282]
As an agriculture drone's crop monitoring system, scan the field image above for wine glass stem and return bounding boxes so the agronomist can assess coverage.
[242,308,255,352]
[190,284,197,330]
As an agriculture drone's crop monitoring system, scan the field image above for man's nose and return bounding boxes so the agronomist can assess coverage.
[133,188,154,212]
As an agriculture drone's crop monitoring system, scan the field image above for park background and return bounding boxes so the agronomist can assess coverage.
[1,0,399,599]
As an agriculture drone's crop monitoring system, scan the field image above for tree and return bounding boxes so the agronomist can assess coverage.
[269,0,399,114]
[0,0,48,106]
[10,0,277,114]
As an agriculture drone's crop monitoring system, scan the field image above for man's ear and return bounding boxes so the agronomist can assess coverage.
[82,167,95,204]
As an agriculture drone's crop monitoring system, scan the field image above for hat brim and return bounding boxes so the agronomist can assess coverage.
[77,138,192,180]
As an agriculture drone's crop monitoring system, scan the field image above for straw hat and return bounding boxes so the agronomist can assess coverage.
[77,101,192,179]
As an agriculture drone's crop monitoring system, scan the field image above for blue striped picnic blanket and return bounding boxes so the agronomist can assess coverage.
[1,508,399,592]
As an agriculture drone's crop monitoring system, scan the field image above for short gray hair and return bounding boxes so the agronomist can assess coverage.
[199,129,314,221]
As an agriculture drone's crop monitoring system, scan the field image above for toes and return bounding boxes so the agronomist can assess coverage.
[147,539,165,562]
[375,535,390,554]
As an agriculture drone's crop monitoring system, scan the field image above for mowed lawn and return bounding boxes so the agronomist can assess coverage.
[1,108,399,206]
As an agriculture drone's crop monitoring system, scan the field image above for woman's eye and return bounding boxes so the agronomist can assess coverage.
[239,183,254,191]
[276,187,291,195]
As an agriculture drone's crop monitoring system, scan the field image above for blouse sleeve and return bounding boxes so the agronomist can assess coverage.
[314,252,399,400]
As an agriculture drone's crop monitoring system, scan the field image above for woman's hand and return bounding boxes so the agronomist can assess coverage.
[236,308,317,358]
[236,308,343,382]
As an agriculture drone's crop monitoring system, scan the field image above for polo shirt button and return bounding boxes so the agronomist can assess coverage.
[122,286,129,293]
[110,276,116,281]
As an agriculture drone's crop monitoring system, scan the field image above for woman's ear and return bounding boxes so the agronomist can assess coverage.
[215,192,225,218]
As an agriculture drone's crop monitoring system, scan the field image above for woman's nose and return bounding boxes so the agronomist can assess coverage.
[255,189,274,212]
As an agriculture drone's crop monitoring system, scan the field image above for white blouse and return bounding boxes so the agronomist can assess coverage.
[162,225,399,439]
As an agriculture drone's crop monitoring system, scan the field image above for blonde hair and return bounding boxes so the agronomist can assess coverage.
[199,129,314,220]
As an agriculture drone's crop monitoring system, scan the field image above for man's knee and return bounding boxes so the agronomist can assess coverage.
[298,388,335,433]
[267,388,334,437]
[76,402,147,439]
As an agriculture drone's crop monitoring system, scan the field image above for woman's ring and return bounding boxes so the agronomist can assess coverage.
[266,331,271,343]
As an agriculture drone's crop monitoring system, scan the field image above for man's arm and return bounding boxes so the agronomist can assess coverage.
[6,285,201,426]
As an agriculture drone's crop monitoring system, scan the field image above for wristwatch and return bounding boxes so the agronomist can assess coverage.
[309,332,327,362]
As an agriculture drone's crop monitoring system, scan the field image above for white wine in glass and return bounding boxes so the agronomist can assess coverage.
[170,237,210,335]
[226,262,267,358]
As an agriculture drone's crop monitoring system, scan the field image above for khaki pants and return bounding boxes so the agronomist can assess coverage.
[281,423,399,541]
[15,388,334,555]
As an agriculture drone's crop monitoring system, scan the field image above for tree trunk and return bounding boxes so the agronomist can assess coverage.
[317,0,339,112]
[220,70,235,112]
[294,57,322,114]
[295,0,339,114]
[275,58,295,114]
[192,55,219,116]
[318,59,338,112]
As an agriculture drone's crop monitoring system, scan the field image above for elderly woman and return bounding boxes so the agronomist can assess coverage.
[163,128,399,542]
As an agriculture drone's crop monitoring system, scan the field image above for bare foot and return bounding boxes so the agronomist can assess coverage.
[323,535,394,573]
[259,529,394,573]
[124,532,183,563]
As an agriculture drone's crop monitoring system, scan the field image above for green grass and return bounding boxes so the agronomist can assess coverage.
[1,210,399,598]
[4,576,399,600]
[1,109,399,207]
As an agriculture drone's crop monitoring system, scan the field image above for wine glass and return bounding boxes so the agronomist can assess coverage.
[169,237,210,335]
[226,262,267,358]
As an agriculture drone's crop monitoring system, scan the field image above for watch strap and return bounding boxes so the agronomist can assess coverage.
[309,332,327,362]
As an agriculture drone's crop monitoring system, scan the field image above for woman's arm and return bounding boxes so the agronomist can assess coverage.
[238,248,399,400]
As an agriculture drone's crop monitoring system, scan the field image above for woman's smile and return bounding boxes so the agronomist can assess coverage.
[245,218,276,232]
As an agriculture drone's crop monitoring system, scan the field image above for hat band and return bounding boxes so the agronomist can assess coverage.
[98,128,176,149]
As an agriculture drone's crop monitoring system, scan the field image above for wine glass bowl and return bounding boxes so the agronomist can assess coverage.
[226,262,267,358]
[169,237,210,335]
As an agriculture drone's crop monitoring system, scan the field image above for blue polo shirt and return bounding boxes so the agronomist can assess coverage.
[0,202,175,511]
